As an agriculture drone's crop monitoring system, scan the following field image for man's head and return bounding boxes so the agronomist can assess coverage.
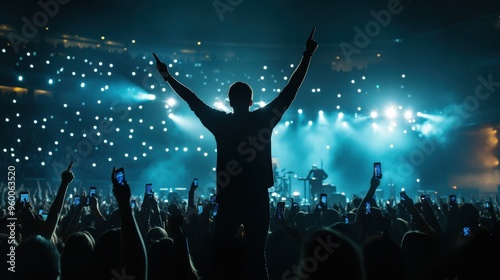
[312,164,317,170]
[228,82,253,110]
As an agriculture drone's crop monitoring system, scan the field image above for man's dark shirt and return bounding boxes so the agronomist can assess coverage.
[187,89,295,201]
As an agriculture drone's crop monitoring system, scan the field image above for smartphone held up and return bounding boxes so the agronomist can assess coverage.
[373,162,382,179]
[115,167,125,185]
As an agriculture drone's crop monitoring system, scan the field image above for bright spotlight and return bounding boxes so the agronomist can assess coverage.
[338,112,344,119]
[318,110,324,116]
[214,101,226,111]
[385,107,397,119]
[404,110,412,119]
[342,121,348,127]
[168,113,174,119]
[259,101,266,108]
[308,120,313,126]
[416,112,422,117]
[370,111,378,118]
[298,109,303,114]
[292,191,300,197]
[167,98,176,106]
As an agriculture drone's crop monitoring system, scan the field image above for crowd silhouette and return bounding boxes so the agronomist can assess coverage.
[2,160,499,280]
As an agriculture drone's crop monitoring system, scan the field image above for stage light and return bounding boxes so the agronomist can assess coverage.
[338,112,344,119]
[416,178,420,183]
[385,107,397,118]
[404,110,412,119]
[18,76,23,81]
[319,110,324,116]
[342,121,348,127]
[298,109,303,114]
[80,82,85,88]
[416,112,422,117]
[168,113,174,119]
[308,120,313,126]
[259,101,266,107]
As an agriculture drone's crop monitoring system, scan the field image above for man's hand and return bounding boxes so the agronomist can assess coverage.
[305,28,318,56]
[154,53,170,80]
[62,161,74,185]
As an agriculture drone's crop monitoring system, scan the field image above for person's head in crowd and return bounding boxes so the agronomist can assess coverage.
[13,235,60,280]
[88,228,121,280]
[266,228,302,280]
[61,231,95,280]
[298,227,365,280]
[148,238,175,280]
[323,209,341,226]
[363,234,405,280]
[401,230,438,278]
[145,226,169,250]
[148,237,198,280]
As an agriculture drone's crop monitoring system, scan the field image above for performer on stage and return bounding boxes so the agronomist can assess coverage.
[305,164,328,201]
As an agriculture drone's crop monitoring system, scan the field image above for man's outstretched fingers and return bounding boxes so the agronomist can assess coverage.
[309,28,316,40]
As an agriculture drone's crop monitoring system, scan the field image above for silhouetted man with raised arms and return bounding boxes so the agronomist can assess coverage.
[156,29,318,280]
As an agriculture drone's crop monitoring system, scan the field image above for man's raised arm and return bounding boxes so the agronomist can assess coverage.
[154,53,202,107]
[281,28,318,97]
